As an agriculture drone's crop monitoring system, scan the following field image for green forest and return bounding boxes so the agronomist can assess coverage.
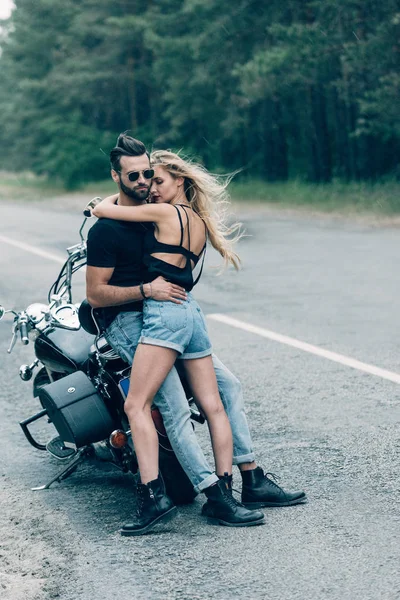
[0,0,399,192]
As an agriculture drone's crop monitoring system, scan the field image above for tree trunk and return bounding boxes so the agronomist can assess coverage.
[127,54,138,131]
[307,85,332,182]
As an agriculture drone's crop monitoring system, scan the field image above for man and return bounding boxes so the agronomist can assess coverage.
[86,133,306,534]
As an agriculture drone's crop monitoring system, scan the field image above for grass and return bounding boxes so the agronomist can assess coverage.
[0,172,62,200]
[0,171,399,215]
[229,178,400,214]
[0,172,117,201]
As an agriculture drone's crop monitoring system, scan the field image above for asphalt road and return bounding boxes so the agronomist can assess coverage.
[0,201,399,600]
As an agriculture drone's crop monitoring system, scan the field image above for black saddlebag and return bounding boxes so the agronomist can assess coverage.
[39,371,115,448]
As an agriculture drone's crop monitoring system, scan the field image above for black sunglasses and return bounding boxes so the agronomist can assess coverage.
[119,169,154,182]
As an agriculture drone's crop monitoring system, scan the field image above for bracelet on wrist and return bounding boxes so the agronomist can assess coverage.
[139,282,148,299]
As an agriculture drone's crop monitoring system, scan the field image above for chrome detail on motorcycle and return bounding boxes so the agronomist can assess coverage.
[93,336,121,360]
[8,323,19,353]
[46,435,77,460]
[3,302,83,355]
[31,448,89,491]
[19,359,40,381]
[1,307,18,319]
[96,380,112,402]
[19,366,33,381]
[25,303,48,325]
[51,304,81,330]
[19,409,49,451]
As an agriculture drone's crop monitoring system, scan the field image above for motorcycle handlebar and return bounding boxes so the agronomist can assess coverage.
[20,321,29,345]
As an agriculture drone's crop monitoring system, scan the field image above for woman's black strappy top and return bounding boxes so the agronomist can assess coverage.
[143,204,206,291]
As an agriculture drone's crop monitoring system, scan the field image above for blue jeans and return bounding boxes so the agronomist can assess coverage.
[105,311,255,494]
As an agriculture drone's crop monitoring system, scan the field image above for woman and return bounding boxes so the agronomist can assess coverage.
[93,151,264,534]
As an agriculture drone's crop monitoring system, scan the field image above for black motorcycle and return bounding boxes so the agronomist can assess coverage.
[0,200,203,504]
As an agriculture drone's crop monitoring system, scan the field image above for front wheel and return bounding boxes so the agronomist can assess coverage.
[159,446,197,505]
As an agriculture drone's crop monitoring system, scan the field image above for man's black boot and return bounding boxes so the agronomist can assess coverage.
[121,474,177,536]
[241,467,307,508]
[202,478,265,527]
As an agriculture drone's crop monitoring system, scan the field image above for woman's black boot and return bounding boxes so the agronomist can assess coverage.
[121,474,177,536]
[202,477,265,527]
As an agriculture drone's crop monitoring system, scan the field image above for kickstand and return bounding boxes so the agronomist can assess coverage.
[31,448,87,491]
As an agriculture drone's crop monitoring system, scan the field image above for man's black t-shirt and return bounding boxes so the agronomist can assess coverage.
[86,218,148,329]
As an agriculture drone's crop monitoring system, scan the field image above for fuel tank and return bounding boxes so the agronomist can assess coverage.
[35,327,95,374]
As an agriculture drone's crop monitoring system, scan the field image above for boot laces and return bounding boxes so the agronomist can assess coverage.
[221,485,241,509]
[233,471,284,504]
[234,471,281,495]
[224,486,247,508]
[263,472,282,490]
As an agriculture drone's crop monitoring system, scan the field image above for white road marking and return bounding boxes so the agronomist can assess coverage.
[0,234,86,272]
[208,313,400,385]
[3,233,398,384]
[0,234,65,264]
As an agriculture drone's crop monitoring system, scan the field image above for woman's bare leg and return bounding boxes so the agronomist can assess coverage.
[124,344,178,485]
[182,356,233,476]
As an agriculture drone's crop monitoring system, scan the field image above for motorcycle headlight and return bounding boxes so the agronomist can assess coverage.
[25,303,48,325]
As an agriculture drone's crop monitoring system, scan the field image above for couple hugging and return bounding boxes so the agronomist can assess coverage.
[86,132,306,536]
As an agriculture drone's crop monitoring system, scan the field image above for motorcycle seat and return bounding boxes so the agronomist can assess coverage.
[80,300,129,366]
[78,299,100,335]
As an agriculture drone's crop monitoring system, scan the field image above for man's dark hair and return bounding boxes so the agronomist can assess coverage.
[110,132,150,172]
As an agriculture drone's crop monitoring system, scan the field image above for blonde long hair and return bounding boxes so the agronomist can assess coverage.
[150,150,243,270]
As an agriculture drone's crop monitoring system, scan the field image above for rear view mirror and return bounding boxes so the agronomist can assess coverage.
[83,197,102,218]
[0,306,5,320]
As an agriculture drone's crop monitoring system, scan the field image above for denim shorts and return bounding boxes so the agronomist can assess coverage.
[139,293,212,359]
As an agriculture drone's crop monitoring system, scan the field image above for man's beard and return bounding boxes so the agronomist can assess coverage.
[119,176,150,202]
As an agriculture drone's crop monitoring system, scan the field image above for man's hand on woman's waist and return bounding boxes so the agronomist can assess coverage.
[148,276,187,304]
[86,268,186,308]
